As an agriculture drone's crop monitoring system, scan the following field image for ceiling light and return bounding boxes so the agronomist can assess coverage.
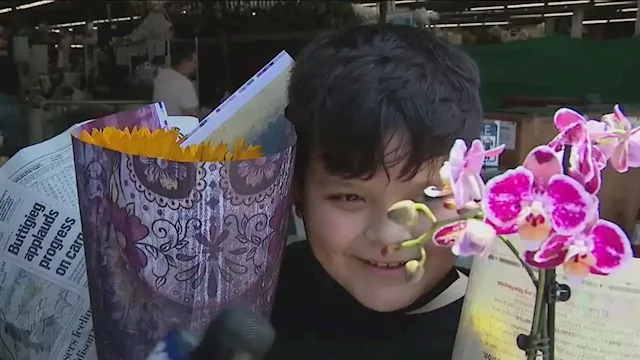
[609,17,636,22]
[511,13,544,18]
[545,12,574,17]
[508,3,545,9]
[0,0,54,13]
[595,1,635,6]
[548,0,590,5]
[469,5,505,11]
[17,0,54,9]
[50,16,140,28]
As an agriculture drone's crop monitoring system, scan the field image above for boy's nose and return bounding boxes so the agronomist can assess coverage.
[363,215,414,248]
[363,210,434,248]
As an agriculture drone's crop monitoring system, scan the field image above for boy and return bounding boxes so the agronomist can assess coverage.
[266,24,483,359]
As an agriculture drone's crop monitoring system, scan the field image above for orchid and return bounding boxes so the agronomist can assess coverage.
[483,145,595,250]
[548,108,607,194]
[567,140,603,195]
[425,139,504,210]
[548,108,590,149]
[385,105,635,360]
[432,219,496,257]
[524,218,633,279]
[595,105,640,173]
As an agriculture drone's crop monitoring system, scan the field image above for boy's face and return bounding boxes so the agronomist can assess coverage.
[300,140,458,312]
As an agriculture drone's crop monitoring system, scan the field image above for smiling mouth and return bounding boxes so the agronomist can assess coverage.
[360,259,408,268]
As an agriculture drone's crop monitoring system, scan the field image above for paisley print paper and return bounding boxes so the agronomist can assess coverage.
[72,111,295,360]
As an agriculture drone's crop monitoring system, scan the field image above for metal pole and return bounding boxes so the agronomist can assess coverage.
[106,3,112,26]
[570,8,584,38]
[195,36,200,98]
[167,38,171,67]
[388,0,396,13]
[635,0,640,36]
[379,1,388,24]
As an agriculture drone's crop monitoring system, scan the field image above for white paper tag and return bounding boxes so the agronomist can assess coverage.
[481,121,500,168]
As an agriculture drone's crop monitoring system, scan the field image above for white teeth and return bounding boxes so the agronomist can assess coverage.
[364,260,405,268]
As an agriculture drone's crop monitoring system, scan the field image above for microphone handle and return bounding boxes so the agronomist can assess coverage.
[146,328,197,360]
[146,329,256,360]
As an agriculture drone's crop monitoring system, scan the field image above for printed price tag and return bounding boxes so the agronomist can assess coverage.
[481,121,500,168]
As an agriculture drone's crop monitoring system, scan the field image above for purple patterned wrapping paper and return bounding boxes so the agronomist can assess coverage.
[71,110,296,360]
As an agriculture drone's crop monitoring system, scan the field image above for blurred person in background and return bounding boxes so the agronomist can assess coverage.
[152,43,199,117]
[0,56,26,157]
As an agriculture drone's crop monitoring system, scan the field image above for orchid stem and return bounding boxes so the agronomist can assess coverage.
[398,233,429,249]
[497,235,538,287]
[418,247,426,265]
[527,269,547,360]
[414,203,438,223]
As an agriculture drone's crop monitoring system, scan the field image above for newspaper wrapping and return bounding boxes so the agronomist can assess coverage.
[0,104,169,360]
[0,178,94,360]
[71,108,295,359]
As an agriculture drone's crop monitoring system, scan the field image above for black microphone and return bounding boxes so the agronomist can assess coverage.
[190,305,276,360]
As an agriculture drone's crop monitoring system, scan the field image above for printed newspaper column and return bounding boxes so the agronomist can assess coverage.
[0,178,95,360]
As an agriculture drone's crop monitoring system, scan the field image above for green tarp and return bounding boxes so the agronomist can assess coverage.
[462,35,640,111]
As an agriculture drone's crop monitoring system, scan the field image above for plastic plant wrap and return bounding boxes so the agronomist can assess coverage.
[71,104,296,360]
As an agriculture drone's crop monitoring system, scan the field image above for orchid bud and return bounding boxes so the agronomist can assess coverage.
[405,260,424,283]
[387,200,419,227]
[443,198,456,210]
[439,162,452,187]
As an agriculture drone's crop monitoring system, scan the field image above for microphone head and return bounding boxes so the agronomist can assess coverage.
[193,304,275,360]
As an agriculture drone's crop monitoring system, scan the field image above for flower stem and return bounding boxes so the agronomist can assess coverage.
[414,203,438,223]
[527,269,547,360]
[497,235,538,287]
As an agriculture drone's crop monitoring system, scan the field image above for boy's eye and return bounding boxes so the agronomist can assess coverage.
[328,194,364,202]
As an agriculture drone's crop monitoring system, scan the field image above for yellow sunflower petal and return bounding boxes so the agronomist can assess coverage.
[77,126,263,162]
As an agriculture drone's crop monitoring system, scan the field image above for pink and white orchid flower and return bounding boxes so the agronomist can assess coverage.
[568,141,605,195]
[595,104,640,173]
[432,218,497,257]
[548,108,590,150]
[485,218,518,236]
[524,218,633,279]
[549,107,606,147]
[425,139,504,210]
[482,145,595,251]
[548,108,606,194]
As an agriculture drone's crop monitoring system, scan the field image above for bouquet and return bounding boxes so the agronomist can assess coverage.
[386,105,637,359]
[71,105,296,360]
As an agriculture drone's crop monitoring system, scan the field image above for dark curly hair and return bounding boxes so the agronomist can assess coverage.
[287,24,483,185]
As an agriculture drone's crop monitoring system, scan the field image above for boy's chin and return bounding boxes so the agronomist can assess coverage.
[348,283,426,313]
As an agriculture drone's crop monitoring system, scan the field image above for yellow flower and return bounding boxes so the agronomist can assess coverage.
[232,137,263,160]
[78,126,263,162]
